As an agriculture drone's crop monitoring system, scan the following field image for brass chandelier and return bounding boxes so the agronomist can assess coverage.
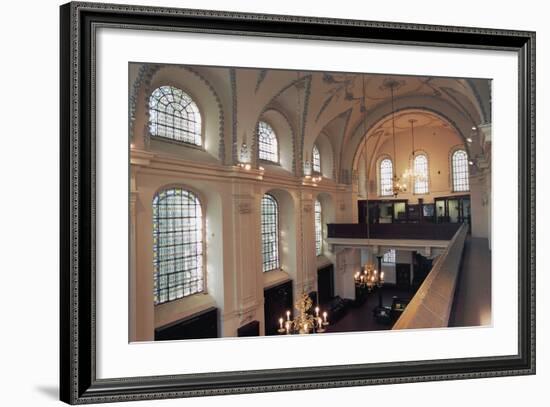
[354,263,385,291]
[277,292,329,334]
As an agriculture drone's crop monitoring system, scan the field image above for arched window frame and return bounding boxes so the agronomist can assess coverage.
[152,187,205,305]
[312,144,321,174]
[261,194,280,272]
[148,85,203,147]
[413,153,429,194]
[257,121,279,163]
[379,157,394,197]
[314,199,323,256]
[451,149,470,192]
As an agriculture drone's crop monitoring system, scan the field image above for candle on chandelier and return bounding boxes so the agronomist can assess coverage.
[315,306,320,317]
[323,311,328,323]
[286,310,291,321]
[279,318,283,330]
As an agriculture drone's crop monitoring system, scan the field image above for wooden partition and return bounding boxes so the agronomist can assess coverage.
[327,222,461,240]
[392,224,468,330]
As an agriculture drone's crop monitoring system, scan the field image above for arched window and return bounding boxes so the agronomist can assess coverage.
[257,121,278,163]
[149,86,202,146]
[312,144,321,173]
[379,158,393,196]
[452,149,470,192]
[314,200,323,256]
[153,188,204,305]
[413,154,429,194]
[261,194,280,272]
[382,249,396,264]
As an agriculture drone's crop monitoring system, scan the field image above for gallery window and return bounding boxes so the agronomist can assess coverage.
[382,249,396,264]
[413,154,429,194]
[452,149,470,192]
[149,86,202,146]
[380,158,393,196]
[312,144,321,173]
[314,199,323,256]
[153,188,204,305]
[257,121,279,163]
[261,194,280,272]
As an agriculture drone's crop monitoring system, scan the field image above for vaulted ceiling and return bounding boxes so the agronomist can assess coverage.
[130,63,491,180]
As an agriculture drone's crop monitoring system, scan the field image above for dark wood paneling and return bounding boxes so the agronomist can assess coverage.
[395,264,411,290]
[327,222,460,240]
[264,280,293,336]
[237,320,260,337]
[154,307,218,341]
[317,264,334,306]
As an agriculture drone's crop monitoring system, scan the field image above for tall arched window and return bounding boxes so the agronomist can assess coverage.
[380,158,393,196]
[413,154,429,194]
[153,188,204,305]
[149,86,202,146]
[257,121,279,163]
[314,200,323,256]
[452,149,470,192]
[261,194,280,272]
[312,144,321,173]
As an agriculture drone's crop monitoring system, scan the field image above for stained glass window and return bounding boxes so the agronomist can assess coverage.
[149,86,202,146]
[380,158,393,196]
[261,194,279,272]
[315,200,323,256]
[312,144,321,173]
[153,188,204,305]
[257,121,278,162]
[383,249,396,264]
[452,149,470,192]
[413,154,429,194]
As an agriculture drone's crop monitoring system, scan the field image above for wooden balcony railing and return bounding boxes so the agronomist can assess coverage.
[392,224,468,330]
[327,223,461,241]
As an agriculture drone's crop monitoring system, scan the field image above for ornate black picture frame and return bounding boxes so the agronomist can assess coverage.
[60,1,535,404]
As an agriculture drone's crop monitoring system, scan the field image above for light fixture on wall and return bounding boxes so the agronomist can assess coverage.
[277,292,329,334]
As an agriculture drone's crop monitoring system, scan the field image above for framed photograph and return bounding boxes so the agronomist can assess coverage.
[60,1,535,404]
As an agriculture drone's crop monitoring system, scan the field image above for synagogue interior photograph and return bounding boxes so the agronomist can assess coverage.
[129,63,492,342]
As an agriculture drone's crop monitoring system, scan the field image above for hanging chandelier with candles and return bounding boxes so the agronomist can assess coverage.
[385,79,408,197]
[277,292,329,334]
[354,263,385,291]
[401,118,426,185]
[357,74,384,285]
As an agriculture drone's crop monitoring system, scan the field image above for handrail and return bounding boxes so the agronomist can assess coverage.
[392,223,468,330]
